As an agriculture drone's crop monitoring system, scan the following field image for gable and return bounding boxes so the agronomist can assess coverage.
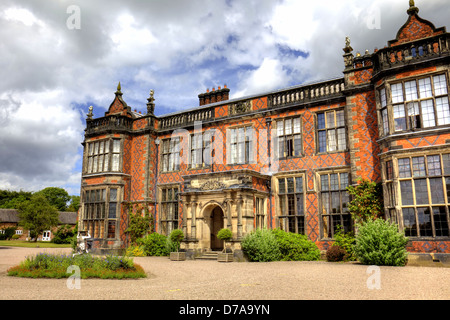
[105,82,133,117]
[388,9,446,47]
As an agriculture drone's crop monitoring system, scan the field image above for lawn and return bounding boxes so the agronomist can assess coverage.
[0,240,72,248]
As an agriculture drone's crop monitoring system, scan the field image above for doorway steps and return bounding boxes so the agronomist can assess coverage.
[195,251,221,261]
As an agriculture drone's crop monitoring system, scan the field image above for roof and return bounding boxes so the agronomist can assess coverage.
[0,209,20,223]
[0,209,78,225]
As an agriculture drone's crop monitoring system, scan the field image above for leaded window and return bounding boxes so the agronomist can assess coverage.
[320,172,352,238]
[278,176,305,234]
[190,132,213,168]
[86,139,121,174]
[255,197,265,230]
[398,154,450,238]
[317,110,347,153]
[380,88,390,135]
[276,117,302,158]
[228,126,254,165]
[83,188,119,239]
[391,74,450,132]
[160,187,179,235]
[161,137,181,172]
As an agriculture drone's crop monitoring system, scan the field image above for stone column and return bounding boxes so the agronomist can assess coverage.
[191,202,197,240]
[182,202,189,239]
[226,200,232,229]
[237,198,243,239]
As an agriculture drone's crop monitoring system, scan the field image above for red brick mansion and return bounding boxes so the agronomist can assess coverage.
[79,2,450,256]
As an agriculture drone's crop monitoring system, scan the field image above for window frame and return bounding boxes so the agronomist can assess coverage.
[86,138,122,174]
[189,132,213,169]
[161,137,181,173]
[159,186,180,236]
[255,197,266,230]
[277,175,306,235]
[396,154,450,238]
[319,171,352,239]
[276,117,303,159]
[316,109,347,154]
[82,187,120,240]
[388,73,450,133]
[227,125,255,165]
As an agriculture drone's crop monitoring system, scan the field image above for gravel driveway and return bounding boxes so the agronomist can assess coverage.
[0,246,449,301]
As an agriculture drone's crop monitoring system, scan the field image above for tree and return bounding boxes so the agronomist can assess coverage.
[346,179,383,225]
[35,187,71,212]
[67,195,80,212]
[0,190,33,209]
[17,194,60,242]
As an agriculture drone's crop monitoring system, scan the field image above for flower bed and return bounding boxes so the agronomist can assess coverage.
[7,253,146,279]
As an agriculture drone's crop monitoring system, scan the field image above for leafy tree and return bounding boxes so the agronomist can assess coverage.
[0,190,33,209]
[346,179,383,225]
[67,195,80,212]
[35,187,71,211]
[17,194,60,242]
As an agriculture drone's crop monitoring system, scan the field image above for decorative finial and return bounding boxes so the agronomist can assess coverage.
[343,36,353,54]
[147,89,155,115]
[115,82,123,96]
[86,106,94,120]
[407,0,419,15]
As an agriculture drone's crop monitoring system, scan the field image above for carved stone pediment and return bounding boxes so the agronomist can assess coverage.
[230,100,251,115]
[200,180,227,191]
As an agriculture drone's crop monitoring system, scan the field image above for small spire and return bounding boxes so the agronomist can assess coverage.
[115,82,123,96]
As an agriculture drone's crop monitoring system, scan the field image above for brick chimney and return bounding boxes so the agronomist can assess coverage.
[199,85,230,106]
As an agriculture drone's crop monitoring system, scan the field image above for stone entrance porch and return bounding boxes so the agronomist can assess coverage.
[179,170,269,259]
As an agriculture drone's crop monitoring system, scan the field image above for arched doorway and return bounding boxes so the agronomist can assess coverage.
[210,206,224,251]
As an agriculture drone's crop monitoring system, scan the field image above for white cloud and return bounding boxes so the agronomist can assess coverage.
[3,7,43,27]
[0,0,448,195]
[233,58,289,98]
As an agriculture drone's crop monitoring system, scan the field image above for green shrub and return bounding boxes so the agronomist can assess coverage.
[355,219,409,266]
[137,233,169,256]
[169,229,184,252]
[52,225,75,244]
[326,245,346,262]
[241,229,281,262]
[272,229,320,261]
[217,228,233,241]
[332,226,356,261]
[1,227,16,240]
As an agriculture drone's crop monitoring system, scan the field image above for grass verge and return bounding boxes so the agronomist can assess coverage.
[0,240,71,248]
[7,253,147,279]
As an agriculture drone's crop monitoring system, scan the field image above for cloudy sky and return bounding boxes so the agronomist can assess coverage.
[0,0,448,195]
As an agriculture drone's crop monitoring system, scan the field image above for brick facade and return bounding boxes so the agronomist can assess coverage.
[79,4,450,254]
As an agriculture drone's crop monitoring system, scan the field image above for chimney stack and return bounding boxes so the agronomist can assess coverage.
[199,84,230,106]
